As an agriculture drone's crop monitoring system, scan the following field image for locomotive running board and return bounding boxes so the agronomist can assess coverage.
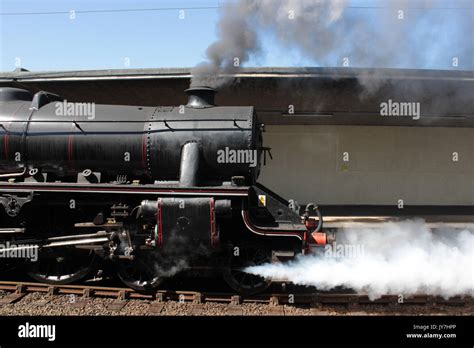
[0,182,249,197]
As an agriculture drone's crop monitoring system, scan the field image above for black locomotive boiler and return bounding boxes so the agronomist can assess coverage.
[0,86,328,293]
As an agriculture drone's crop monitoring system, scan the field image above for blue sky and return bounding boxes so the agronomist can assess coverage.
[0,0,472,72]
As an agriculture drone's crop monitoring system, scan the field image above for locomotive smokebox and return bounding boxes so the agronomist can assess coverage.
[185,86,216,108]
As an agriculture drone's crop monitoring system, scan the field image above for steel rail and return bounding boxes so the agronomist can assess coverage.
[0,281,471,306]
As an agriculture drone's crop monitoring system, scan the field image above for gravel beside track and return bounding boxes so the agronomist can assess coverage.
[0,290,471,316]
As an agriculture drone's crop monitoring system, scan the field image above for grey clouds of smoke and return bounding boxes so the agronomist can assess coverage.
[191,0,473,89]
[245,220,474,300]
[191,1,261,87]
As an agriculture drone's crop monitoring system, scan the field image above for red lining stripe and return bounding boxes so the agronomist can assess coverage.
[3,103,25,160]
[157,198,163,247]
[0,184,247,195]
[67,135,73,164]
[209,198,217,247]
[3,134,9,159]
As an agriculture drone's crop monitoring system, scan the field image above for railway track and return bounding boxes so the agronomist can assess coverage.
[0,280,472,315]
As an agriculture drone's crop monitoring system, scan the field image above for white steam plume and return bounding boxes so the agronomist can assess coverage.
[245,220,474,300]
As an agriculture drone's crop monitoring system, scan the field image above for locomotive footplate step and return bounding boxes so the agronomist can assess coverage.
[0,292,27,305]
[107,300,128,312]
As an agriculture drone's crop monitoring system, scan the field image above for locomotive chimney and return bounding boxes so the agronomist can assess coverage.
[185,86,216,108]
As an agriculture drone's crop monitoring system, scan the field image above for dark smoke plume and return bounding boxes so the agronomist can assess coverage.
[191,0,473,89]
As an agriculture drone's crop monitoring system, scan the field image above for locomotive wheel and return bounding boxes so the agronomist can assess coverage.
[223,242,272,294]
[117,252,164,291]
[27,248,96,285]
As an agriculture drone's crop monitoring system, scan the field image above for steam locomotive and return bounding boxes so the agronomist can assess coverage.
[0,86,328,293]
